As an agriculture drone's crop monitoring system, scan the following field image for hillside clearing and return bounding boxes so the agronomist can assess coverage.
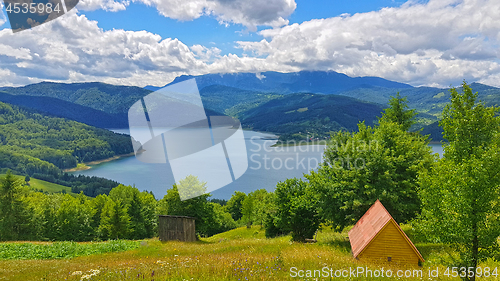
[1,174,77,195]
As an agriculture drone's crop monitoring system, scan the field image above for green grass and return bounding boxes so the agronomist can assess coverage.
[433,92,446,99]
[1,174,77,195]
[205,226,266,242]
[0,240,140,260]
[28,178,76,195]
[0,226,498,280]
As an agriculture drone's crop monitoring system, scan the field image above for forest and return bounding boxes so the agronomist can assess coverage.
[0,101,134,196]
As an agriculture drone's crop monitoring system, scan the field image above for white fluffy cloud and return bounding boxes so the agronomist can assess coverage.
[0,7,297,87]
[78,0,296,30]
[237,0,500,86]
[0,10,212,86]
[78,0,129,12]
[1,0,500,88]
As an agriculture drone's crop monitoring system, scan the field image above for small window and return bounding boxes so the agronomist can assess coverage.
[387,257,392,262]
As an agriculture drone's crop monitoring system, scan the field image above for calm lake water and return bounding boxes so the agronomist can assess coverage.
[74,130,325,200]
[429,143,444,157]
[73,130,444,200]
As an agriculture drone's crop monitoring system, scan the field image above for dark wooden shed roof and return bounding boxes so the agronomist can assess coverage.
[159,215,196,219]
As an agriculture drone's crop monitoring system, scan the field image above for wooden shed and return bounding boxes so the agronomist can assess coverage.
[158,215,196,242]
[348,200,424,266]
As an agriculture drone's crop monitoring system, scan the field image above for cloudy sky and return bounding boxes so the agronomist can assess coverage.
[0,0,499,88]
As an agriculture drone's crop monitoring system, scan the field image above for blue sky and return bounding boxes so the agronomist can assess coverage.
[0,0,499,88]
[56,0,406,56]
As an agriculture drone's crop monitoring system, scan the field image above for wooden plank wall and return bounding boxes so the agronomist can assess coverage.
[358,220,419,266]
[158,216,196,242]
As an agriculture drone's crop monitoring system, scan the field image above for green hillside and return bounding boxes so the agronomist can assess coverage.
[0,101,129,196]
[0,174,77,195]
[3,81,496,144]
[0,92,129,128]
[200,85,282,117]
[0,82,225,128]
[0,101,133,171]
[1,82,151,114]
[338,83,500,118]
[238,93,384,140]
[419,120,444,142]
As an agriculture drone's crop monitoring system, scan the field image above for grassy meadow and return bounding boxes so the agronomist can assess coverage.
[0,174,77,195]
[1,226,494,280]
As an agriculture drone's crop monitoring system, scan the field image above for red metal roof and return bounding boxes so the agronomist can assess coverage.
[348,200,424,262]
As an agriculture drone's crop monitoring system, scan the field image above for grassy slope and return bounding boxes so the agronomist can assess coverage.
[0,226,495,280]
[0,174,77,195]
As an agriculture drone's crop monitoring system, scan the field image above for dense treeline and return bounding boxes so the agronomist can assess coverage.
[0,101,135,196]
[32,173,121,197]
[259,92,435,241]
[0,171,156,241]
[0,173,242,241]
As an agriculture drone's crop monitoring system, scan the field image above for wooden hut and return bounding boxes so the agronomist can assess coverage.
[158,215,196,242]
[348,200,424,266]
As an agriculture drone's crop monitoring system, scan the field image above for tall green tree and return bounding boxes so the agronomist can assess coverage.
[127,191,147,239]
[266,178,321,242]
[224,191,247,221]
[163,176,216,237]
[139,191,157,238]
[241,189,275,227]
[99,196,131,239]
[308,97,433,230]
[109,185,151,239]
[379,92,417,131]
[241,194,254,228]
[0,171,28,241]
[55,193,94,241]
[417,82,500,280]
[163,176,237,237]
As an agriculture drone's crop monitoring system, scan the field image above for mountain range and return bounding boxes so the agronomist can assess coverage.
[156,71,413,94]
[2,71,500,141]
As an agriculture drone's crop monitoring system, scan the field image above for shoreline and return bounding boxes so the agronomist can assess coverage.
[271,139,330,147]
[63,152,135,172]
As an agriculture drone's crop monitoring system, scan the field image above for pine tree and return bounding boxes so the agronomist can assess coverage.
[379,92,416,131]
[0,171,26,241]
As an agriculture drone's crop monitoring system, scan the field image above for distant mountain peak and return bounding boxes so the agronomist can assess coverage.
[149,71,413,94]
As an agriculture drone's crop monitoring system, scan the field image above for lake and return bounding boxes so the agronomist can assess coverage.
[74,129,326,200]
[73,129,444,200]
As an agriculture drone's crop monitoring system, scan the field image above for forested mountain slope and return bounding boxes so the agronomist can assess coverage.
[0,102,132,196]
